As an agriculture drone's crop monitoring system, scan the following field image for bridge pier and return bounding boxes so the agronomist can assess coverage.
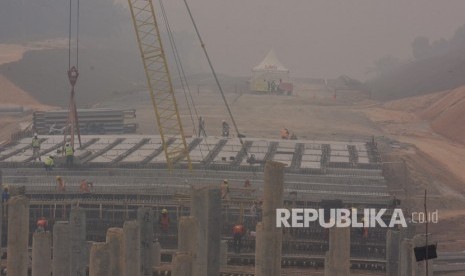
[7,196,29,276]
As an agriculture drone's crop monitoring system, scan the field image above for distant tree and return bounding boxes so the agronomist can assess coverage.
[450,24,465,49]
[430,38,449,56]
[368,55,403,76]
[411,36,432,60]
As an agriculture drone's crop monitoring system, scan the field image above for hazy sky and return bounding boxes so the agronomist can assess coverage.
[142,0,465,80]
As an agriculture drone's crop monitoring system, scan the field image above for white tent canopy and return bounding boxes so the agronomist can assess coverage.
[250,50,291,93]
[252,49,289,72]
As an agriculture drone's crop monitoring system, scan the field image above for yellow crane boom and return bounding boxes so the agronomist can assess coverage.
[127,0,192,170]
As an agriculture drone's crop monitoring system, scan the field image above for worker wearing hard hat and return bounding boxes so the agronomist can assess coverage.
[44,156,54,171]
[158,208,170,233]
[36,216,48,233]
[31,134,41,161]
[221,179,230,200]
[232,223,245,254]
[65,143,74,167]
[79,179,93,195]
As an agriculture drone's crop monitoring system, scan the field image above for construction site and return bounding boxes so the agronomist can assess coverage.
[2,0,465,276]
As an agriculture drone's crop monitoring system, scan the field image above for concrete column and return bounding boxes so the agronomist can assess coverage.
[0,197,3,250]
[172,252,192,276]
[0,170,2,250]
[123,221,141,276]
[190,186,222,276]
[255,161,285,276]
[177,216,197,274]
[178,216,198,252]
[107,228,124,276]
[137,207,154,276]
[220,240,228,268]
[324,226,350,276]
[32,231,52,276]
[6,196,29,276]
[89,242,111,276]
[53,221,71,276]
[399,239,413,276]
[69,207,87,276]
[153,240,161,267]
[412,235,434,276]
[386,230,400,276]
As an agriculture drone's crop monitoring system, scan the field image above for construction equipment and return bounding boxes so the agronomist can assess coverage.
[127,0,192,170]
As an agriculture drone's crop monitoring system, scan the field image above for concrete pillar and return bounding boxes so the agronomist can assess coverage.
[6,196,29,276]
[178,216,198,252]
[107,228,124,276]
[69,207,87,276]
[190,186,222,276]
[137,207,154,276]
[399,239,413,276]
[32,231,52,276]
[153,240,161,267]
[89,242,111,276]
[0,170,2,250]
[220,240,228,268]
[412,235,434,276]
[53,221,71,276]
[172,252,192,276]
[123,221,141,276]
[255,161,285,276]
[386,230,400,276]
[0,196,3,250]
[324,226,350,276]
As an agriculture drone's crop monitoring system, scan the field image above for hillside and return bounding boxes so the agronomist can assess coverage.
[420,86,465,144]
[383,86,465,145]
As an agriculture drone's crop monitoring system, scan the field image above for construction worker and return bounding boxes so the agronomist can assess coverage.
[2,187,9,203]
[44,156,54,171]
[36,216,48,232]
[158,208,170,233]
[250,201,258,225]
[232,223,245,254]
[221,179,230,200]
[31,134,41,161]
[280,128,290,139]
[79,179,93,198]
[198,116,207,137]
[56,176,66,192]
[65,143,74,167]
[222,120,230,137]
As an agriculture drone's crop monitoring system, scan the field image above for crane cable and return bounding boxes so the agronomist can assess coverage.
[159,0,199,136]
[182,0,247,152]
[158,0,211,164]
[68,0,80,70]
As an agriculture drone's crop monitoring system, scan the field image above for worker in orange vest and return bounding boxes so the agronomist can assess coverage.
[232,223,245,254]
[36,217,48,232]
[56,176,66,192]
[79,179,93,198]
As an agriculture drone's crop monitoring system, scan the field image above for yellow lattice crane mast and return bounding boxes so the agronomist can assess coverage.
[127,0,192,170]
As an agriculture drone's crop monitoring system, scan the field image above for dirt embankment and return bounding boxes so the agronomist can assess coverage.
[420,86,465,145]
[0,43,58,142]
[0,74,47,108]
[385,86,465,145]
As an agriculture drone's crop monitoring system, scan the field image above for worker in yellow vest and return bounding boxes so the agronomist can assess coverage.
[31,134,41,161]
[65,143,74,167]
[44,156,54,171]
